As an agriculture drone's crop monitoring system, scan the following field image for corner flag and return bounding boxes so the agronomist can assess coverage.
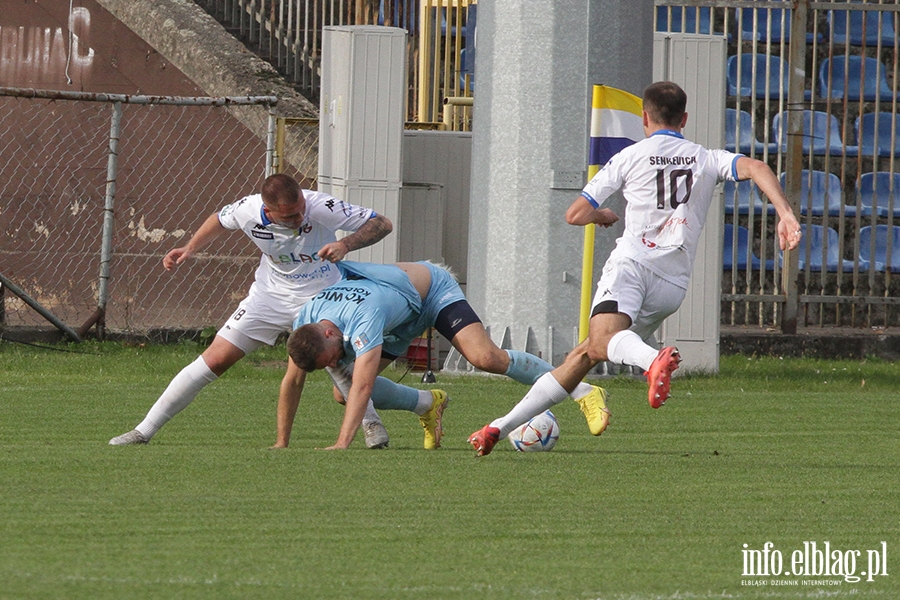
[579,85,643,341]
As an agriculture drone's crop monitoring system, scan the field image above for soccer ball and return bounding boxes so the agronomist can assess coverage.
[508,410,560,452]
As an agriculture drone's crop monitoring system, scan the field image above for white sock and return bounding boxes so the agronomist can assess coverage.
[571,382,594,400]
[413,390,435,416]
[490,373,569,438]
[607,330,659,371]
[325,365,352,398]
[363,400,382,425]
[136,356,218,439]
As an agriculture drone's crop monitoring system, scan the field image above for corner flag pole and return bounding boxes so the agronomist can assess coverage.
[579,86,604,342]
[580,85,644,342]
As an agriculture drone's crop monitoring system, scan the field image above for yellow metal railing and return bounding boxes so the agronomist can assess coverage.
[197,0,477,129]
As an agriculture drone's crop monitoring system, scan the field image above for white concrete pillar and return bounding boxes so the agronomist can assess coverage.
[467,0,655,365]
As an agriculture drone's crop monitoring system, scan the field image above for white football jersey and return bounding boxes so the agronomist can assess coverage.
[217,191,376,301]
[581,130,741,288]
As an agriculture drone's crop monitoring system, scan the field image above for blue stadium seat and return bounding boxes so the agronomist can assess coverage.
[656,6,712,34]
[779,170,845,217]
[859,225,900,273]
[459,48,473,90]
[856,112,900,158]
[723,180,774,215]
[818,56,896,102]
[456,4,476,90]
[772,110,859,157]
[795,224,859,273]
[723,224,761,270]
[828,6,897,46]
[728,54,791,99]
[726,108,778,155]
[857,172,900,218]
[739,5,822,43]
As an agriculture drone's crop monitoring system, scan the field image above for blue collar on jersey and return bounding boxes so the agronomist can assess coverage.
[259,205,272,226]
[651,129,684,139]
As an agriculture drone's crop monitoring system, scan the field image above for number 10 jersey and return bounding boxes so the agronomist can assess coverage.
[581,130,741,289]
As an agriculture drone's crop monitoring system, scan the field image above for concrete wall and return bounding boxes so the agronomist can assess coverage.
[93,0,317,174]
[1,0,201,94]
[467,0,655,365]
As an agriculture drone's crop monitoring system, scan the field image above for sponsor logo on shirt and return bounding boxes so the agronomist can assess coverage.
[272,252,321,264]
[324,199,351,216]
[353,334,369,351]
[315,286,371,304]
[252,229,275,240]
[273,265,333,280]
[658,216,689,234]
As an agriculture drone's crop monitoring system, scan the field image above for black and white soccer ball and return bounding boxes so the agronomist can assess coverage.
[508,410,560,452]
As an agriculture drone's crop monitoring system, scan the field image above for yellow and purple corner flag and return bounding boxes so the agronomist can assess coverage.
[588,85,644,177]
[579,85,644,341]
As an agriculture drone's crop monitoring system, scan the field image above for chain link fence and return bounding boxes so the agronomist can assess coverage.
[0,88,313,339]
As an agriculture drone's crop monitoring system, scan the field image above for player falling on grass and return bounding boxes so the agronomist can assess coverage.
[468,81,803,456]
[276,260,609,449]
[108,173,401,449]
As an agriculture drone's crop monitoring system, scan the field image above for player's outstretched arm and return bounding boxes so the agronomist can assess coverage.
[323,348,381,449]
[162,213,229,271]
[272,357,307,448]
[735,157,801,251]
[565,195,619,228]
[317,214,393,262]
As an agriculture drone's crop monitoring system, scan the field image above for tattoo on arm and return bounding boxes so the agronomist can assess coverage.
[342,215,392,251]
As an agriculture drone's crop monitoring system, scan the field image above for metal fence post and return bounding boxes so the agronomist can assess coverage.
[96,100,123,339]
[266,106,277,177]
[781,1,809,334]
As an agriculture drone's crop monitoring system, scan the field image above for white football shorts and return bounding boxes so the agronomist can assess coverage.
[591,255,686,342]
[216,283,314,354]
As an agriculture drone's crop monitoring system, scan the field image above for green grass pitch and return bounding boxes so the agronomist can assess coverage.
[1,341,897,599]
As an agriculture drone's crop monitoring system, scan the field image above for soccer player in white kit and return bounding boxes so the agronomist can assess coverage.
[469,81,803,456]
[108,173,398,448]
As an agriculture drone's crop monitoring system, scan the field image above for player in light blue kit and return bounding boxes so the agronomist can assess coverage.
[276,261,609,450]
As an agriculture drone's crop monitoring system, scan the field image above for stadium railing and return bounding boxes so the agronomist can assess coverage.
[660,0,900,330]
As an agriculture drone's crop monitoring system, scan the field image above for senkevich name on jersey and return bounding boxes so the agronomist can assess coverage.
[649,155,697,166]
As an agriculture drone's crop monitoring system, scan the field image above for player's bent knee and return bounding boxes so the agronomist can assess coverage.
[465,349,508,375]
[331,386,346,405]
